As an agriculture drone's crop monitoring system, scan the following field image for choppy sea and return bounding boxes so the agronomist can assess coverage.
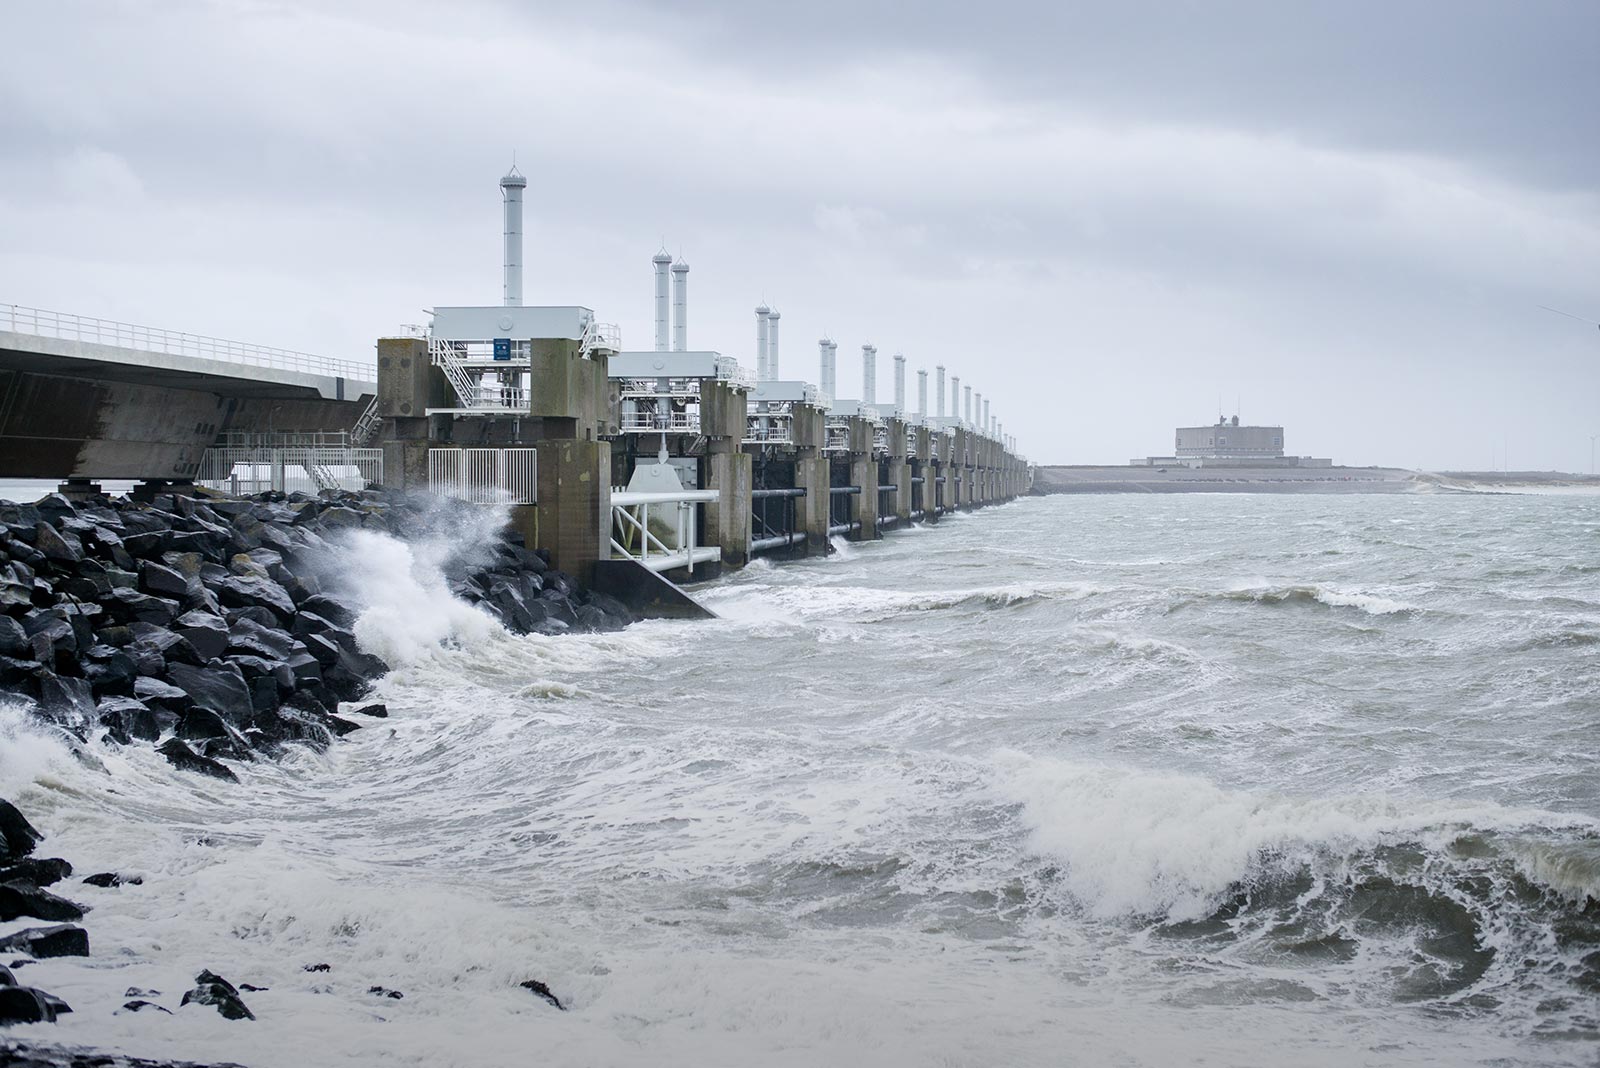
[3,491,1598,1067]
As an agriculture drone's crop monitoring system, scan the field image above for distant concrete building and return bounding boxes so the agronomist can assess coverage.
[1177,416,1283,459]
[1133,415,1330,468]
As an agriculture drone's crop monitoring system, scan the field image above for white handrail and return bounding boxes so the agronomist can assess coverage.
[2,302,374,381]
[610,488,720,575]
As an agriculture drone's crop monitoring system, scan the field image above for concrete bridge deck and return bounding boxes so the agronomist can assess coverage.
[0,304,375,481]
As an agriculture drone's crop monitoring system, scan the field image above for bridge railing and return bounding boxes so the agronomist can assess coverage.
[2,303,375,382]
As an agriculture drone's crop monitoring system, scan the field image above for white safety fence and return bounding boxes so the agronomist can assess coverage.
[2,302,375,381]
[610,489,721,575]
[197,447,383,496]
[427,448,537,504]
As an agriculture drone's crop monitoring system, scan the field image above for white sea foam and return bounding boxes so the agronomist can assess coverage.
[994,751,1597,921]
[330,528,505,667]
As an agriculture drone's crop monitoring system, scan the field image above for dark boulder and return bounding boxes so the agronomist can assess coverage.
[585,591,635,627]
[348,702,388,718]
[0,984,64,1024]
[82,872,142,888]
[180,969,254,1020]
[286,650,322,686]
[120,998,172,1014]
[0,858,71,888]
[223,605,280,628]
[226,618,297,661]
[368,985,403,999]
[81,644,139,693]
[129,622,205,666]
[519,979,565,1010]
[313,640,387,702]
[22,615,76,668]
[226,652,290,682]
[97,695,164,743]
[134,675,190,707]
[121,530,172,558]
[0,882,84,923]
[0,802,43,860]
[290,612,357,652]
[34,672,96,733]
[0,617,27,659]
[165,661,254,725]
[573,604,612,633]
[299,593,356,629]
[0,924,88,958]
[156,739,238,783]
[216,575,296,622]
[105,588,180,626]
[247,675,278,715]
[174,610,230,660]
[249,705,332,751]
[140,560,196,599]
[31,523,82,565]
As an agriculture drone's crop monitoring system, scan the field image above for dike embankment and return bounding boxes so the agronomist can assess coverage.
[0,487,606,1058]
[1029,464,1419,494]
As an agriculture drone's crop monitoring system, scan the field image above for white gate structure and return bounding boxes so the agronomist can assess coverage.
[197,446,382,495]
[426,448,537,504]
[610,489,721,574]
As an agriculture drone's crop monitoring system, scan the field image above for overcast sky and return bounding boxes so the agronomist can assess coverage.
[3,0,1597,469]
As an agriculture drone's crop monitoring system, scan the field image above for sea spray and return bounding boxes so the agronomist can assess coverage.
[331,528,504,667]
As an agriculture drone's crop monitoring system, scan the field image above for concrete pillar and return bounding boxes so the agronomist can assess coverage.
[894,459,912,523]
[850,454,878,539]
[534,438,611,585]
[795,451,831,552]
[705,447,751,567]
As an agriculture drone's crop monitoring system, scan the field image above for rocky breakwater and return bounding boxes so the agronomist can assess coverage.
[0,486,619,1049]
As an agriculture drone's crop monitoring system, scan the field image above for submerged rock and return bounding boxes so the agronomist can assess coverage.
[0,858,71,888]
[0,802,43,860]
[119,998,173,1014]
[180,970,253,1021]
[0,985,66,1025]
[156,739,238,783]
[82,872,142,888]
[0,883,85,923]
[519,978,565,1010]
[0,925,89,958]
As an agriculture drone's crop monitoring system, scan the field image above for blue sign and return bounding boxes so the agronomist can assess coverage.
[492,338,512,361]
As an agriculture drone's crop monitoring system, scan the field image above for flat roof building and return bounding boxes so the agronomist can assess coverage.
[1176,416,1283,459]
[1132,415,1330,468]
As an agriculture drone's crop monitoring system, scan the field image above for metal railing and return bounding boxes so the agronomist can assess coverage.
[580,320,622,359]
[610,489,721,575]
[428,336,532,411]
[427,448,537,504]
[197,446,382,496]
[745,409,795,445]
[2,302,374,381]
[619,406,700,433]
[714,355,755,390]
